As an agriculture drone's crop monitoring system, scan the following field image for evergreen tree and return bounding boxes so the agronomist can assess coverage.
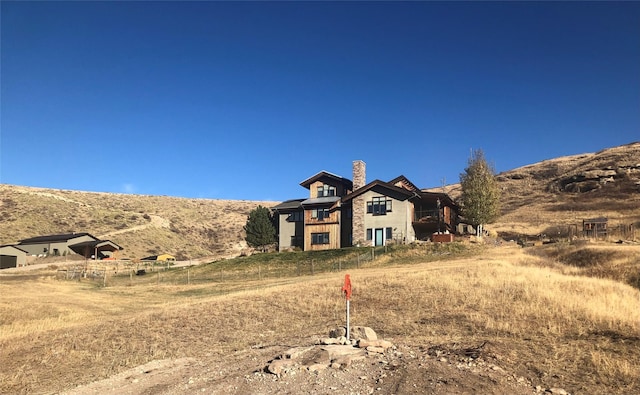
[243,205,277,251]
[459,149,500,236]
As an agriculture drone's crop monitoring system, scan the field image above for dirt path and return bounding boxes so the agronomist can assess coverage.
[98,214,170,238]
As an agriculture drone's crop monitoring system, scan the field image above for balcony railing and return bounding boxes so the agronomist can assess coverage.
[414,209,439,223]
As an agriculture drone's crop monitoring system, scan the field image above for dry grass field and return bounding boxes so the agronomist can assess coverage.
[1,142,639,394]
[0,243,638,394]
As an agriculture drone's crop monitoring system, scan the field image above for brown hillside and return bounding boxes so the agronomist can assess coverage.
[2,142,639,260]
[429,142,640,240]
[0,185,277,260]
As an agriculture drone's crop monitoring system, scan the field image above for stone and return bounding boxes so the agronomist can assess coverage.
[283,346,315,360]
[367,346,385,354]
[267,359,295,375]
[329,327,347,338]
[308,363,328,373]
[350,326,378,341]
[546,388,568,395]
[358,339,394,350]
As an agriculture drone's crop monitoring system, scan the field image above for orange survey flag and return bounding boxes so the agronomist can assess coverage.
[342,274,352,300]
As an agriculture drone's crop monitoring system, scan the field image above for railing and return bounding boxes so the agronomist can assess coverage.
[414,209,439,222]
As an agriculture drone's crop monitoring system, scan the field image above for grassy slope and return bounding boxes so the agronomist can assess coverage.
[0,184,277,260]
[2,142,638,260]
[0,244,638,394]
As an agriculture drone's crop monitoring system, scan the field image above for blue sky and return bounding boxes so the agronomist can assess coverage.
[2,1,638,201]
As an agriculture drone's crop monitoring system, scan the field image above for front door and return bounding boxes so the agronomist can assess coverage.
[375,228,384,246]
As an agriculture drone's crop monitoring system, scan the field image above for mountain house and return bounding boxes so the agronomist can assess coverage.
[272,161,459,252]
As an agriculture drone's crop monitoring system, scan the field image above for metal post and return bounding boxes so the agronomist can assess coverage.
[346,299,350,341]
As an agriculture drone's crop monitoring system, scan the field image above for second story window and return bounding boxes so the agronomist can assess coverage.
[287,211,303,222]
[367,196,392,215]
[317,184,336,197]
[311,208,330,220]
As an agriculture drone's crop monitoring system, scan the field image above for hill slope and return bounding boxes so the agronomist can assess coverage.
[2,142,639,259]
[0,185,276,260]
[431,141,640,239]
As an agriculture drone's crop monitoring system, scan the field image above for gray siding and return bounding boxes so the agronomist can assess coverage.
[0,246,27,268]
[360,190,415,246]
[277,212,304,251]
[18,235,96,256]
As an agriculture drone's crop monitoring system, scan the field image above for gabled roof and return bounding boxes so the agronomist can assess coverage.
[0,244,28,253]
[19,232,97,244]
[388,175,421,193]
[69,240,124,250]
[342,179,419,202]
[272,199,305,211]
[418,190,458,208]
[300,171,353,190]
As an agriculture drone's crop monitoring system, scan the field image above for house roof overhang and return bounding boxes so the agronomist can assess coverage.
[388,175,422,193]
[300,171,353,190]
[0,245,29,254]
[18,232,97,244]
[342,180,419,202]
[418,190,459,210]
[69,240,123,255]
[272,199,305,212]
[301,196,341,206]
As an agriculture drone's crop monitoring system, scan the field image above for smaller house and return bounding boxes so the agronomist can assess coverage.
[17,232,123,259]
[0,245,28,269]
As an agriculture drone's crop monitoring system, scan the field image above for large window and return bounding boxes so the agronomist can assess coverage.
[311,208,330,220]
[367,196,392,215]
[311,232,330,245]
[287,211,303,222]
[317,184,336,197]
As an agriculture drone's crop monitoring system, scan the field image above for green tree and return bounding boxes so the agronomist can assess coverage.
[459,149,500,236]
[243,205,277,251]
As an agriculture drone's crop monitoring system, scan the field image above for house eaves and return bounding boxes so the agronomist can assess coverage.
[300,171,353,190]
[342,180,419,202]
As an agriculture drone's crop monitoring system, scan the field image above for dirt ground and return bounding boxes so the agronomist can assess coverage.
[58,338,557,395]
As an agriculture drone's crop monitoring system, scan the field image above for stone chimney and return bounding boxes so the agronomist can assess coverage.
[352,160,366,191]
[352,160,366,246]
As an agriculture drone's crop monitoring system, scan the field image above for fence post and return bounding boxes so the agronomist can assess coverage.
[187,269,190,285]
[311,260,314,276]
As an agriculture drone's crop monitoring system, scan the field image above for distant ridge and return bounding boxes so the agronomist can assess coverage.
[2,142,639,258]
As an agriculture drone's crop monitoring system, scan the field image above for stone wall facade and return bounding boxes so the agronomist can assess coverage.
[352,160,366,245]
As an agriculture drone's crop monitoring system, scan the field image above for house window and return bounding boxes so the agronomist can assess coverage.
[311,232,330,245]
[317,184,336,197]
[366,228,372,241]
[288,211,303,222]
[386,227,393,240]
[311,208,330,220]
[367,197,392,215]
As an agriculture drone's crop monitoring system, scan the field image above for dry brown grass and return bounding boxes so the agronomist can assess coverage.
[0,184,276,259]
[1,245,638,394]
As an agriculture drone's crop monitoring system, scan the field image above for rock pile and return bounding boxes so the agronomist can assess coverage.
[265,326,394,375]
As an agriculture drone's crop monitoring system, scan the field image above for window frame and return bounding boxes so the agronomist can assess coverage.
[317,184,337,198]
[367,196,392,215]
[311,232,330,245]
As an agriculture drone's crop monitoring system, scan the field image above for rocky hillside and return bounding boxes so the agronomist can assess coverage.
[2,142,638,259]
[438,141,640,239]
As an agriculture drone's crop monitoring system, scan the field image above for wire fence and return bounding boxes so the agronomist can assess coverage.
[56,247,386,287]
